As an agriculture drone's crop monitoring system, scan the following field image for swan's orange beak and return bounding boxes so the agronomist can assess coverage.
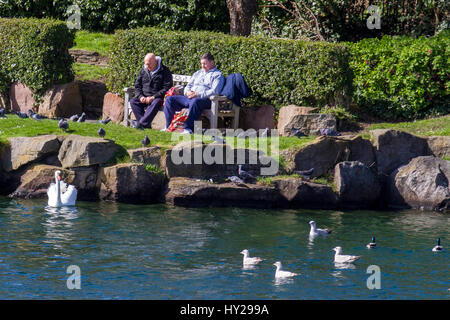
[57,174,61,181]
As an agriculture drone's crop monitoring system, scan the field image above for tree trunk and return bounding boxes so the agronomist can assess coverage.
[226,0,258,36]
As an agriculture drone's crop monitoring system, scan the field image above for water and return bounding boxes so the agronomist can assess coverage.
[0,196,448,299]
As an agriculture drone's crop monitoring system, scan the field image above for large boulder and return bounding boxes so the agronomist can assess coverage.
[38,82,83,118]
[334,161,381,208]
[9,82,35,113]
[427,136,450,158]
[387,156,450,212]
[239,105,275,130]
[97,163,166,203]
[278,105,318,135]
[1,135,61,172]
[128,147,162,167]
[58,135,120,168]
[370,129,431,176]
[9,164,98,200]
[279,113,335,137]
[164,177,281,208]
[78,80,108,119]
[273,178,338,209]
[102,92,124,124]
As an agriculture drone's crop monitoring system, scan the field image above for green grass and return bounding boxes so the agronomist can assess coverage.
[73,63,109,81]
[73,30,113,56]
[365,115,450,137]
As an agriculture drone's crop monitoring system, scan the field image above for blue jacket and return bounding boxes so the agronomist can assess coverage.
[220,73,252,107]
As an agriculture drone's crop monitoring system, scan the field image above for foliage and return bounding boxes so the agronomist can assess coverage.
[107,27,353,109]
[0,18,74,98]
[348,32,449,120]
[252,0,450,42]
[0,0,230,33]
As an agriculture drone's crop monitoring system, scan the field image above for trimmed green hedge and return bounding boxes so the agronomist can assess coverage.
[348,31,450,120]
[107,27,353,108]
[0,18,74,97]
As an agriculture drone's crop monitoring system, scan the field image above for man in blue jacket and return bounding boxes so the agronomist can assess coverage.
[162,52,224,134]
[130,53,173,129]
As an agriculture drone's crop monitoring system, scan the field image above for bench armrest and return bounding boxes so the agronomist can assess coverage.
[209,95,230,102]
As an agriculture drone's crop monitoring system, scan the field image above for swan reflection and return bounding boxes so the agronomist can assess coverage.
[42,206,80,253]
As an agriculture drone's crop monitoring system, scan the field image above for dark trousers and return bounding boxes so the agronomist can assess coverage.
[164,95,211,130]
[130,97,163,128]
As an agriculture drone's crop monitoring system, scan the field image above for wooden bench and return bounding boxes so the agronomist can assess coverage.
[123,74,240,129]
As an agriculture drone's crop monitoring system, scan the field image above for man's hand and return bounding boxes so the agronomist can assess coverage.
[186,91,198,99]
[141,96,155,104]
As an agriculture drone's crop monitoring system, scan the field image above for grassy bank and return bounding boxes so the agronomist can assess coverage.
[72,30,113,56]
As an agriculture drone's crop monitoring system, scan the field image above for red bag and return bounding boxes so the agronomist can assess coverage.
[163,85,183,106]
[167,108,189,132]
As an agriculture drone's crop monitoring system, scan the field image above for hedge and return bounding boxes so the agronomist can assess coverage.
[0,18,75,98]
[348,31,450,120]
[107,27,353,109]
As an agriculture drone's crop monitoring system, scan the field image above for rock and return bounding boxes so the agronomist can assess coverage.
[273,178,338,209]
[164,177,281,208]
[334,161,381,208]
[58,135,120,168]
[9,82,36,113]
[38,82,83,118]
[150,111,166,130]
[9,164,98,200]
[370,129,431,176]
[388,156,450,212]
[69,49,109,67]
[277,105,318,135]
[427,136,450,158]
[285,114,337,136]
[102,92,124,124]
[97,163,166,203]
[78,80,108,119]
[239,105,275,130]
[128,147,161,167]
[1,135,61,172]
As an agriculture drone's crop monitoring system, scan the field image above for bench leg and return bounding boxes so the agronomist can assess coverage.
[232,106,240,130]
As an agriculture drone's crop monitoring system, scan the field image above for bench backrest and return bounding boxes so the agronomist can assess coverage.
[173,74,191,86]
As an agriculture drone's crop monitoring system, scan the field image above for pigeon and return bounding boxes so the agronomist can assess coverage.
[212,135,226,144]
[28,109,47,120]
[77,112,86,122]
[291,126,307,138]
[128,119,143,129]
[16,111,28,118]
[97,127,106,138]
[432,238,443,252]
[320,128,341,136]
[366,237,377,249]
[141,135,150,147]
[240,249,263,266]
[294,168,314,179]
[69,114,79,122]
[58,118,69,132]
[332,246,360,264]
[238,165,256,183]
[0,108,6,118]
[309,220,332,237]
[273,261,299,278]
[98,117,111,125]
[226,176,245,184]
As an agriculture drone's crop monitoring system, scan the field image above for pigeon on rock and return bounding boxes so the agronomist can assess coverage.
[98,127,106,138]
[238,165,256,183]
[291,126,307,138]
[294,168,314,179]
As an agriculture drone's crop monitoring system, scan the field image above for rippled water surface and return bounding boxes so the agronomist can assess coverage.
[0,196,448,299]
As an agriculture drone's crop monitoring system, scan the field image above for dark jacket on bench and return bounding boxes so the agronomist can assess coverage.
[134,63,173,100]
[220,73,252,107]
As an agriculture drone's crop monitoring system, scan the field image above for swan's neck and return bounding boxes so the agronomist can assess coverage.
[310,225,316,232]
[56,177,62,205]
[243,252,249,258]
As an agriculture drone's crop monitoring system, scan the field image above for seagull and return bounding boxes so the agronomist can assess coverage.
[273,261,299,278]
[366,237,377,249]
[28,109,47,120]
[309,220,332,237]
[332,246,360,264]
[98,117,111,125]
[58,118,69,132]
[240,249,263,266]
[432,238,443,252]
[77,112,86,122]
[238,165,256,183]
[98,127,106,138]
[69,114,79,121]
[294,168,314,179]
[16,111,28,118]
[291,126,307,138]
[141,135,150,147]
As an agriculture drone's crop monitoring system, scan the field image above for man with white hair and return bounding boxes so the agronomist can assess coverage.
[129,53,173,129]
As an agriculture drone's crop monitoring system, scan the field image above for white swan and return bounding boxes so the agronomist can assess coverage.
[273,261,299,278]
[332,246,360,264]
[47,170,78,207]
[240,249,263,266]
[309,220,332,237]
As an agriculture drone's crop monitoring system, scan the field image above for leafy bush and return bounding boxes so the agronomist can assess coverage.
[0,18,74,98]
[0,0,230,34]
[348,32,449,120]
[107,27,353,109]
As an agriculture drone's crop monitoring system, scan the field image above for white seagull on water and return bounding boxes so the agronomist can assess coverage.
[240,249,263,266]
[332,246,360,264]
[309,220,332,237]
[273,261,299,278]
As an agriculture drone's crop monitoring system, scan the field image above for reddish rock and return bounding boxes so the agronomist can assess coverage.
[9,82,36,113]
[103,92,124,124]
[277,105,318,134]
[239,105,275,130]
[38,81,83,118]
